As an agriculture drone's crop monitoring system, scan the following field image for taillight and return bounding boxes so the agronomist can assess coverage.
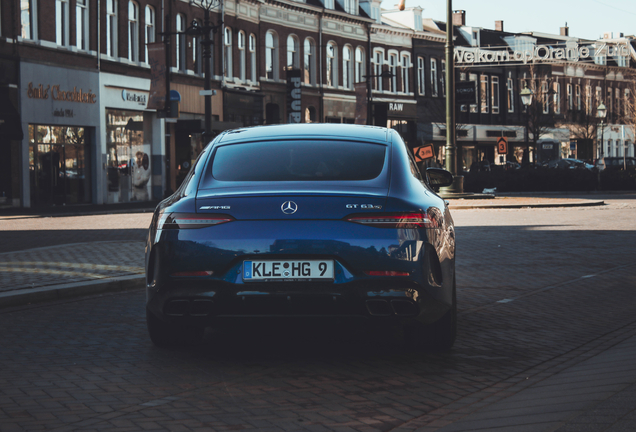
[345,211,439,228]
[157,212,235,229]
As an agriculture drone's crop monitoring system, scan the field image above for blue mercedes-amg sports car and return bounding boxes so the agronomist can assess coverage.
[145,124,457,349]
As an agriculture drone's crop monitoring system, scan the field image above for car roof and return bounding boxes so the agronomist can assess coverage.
[216,123,391,145]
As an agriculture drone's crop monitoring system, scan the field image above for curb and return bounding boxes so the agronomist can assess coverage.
[0,275,146,309]
[448,199,605,209]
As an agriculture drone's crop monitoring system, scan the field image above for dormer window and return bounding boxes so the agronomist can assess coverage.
[324,0,334,9]
[343,0,357,15]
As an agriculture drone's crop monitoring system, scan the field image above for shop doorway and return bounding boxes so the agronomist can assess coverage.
[29,125,91,206]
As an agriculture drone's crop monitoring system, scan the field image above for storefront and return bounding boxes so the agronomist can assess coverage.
[20,63,99,207]
[373,100,417,148]
[100,73,163,203]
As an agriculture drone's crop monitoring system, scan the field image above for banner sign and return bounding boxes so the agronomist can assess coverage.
[455,42,630,65]
[287,68,302,123]
[147,43,166,110]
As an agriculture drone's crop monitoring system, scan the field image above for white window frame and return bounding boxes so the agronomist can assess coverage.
[491,76,499,114]
[343,45,353,90]
[625,89,631,119]
[607,87,613,118]
[616,87,621,119]
[575,84,581,111]
[265,30,278,80]
[192,19,202,74]
[469,73,478,113]
[238,30,246,81]
[56,0,69,46]
[480,74,489,113]
[401,53,410,94]
[326,41,338,88]
[430,58,438,97]
[128,1,139,62]
[145,5,155,63]
[324,0,334,9]
[507,75,514,113]
[224,27,233,78]
[388,52,398,93]
[106,0,118,57]
[76,0,88,50]
[542,81,549,114]
[249,34,257,83]
[567,83,573,111]
[303,38,316,86]
[176,14,186,71]
[586,85,592,115]
[354,46,364,84]
[21,0,38,40]
[373,49,384,92]
[553,82,561,114]
[417,56,425,96]
[287,34,299,68]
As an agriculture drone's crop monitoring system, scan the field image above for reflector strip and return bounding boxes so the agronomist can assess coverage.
[365,271,410,277]
[171,271,214,277]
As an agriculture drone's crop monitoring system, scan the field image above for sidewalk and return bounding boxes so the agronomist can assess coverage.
[0,195,606,309]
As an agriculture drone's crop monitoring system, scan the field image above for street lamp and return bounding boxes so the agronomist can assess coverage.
[597,102,607,167]
[520,83,534,164]
[189,0,223,144]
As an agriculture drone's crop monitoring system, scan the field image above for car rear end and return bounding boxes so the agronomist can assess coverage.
[146,125,454,344]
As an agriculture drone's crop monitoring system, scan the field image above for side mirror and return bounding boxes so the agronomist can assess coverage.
[426,167,454,188]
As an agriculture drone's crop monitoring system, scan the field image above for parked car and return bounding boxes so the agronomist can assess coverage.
[597,157,636,170]
[546,158,593,170]
[145,124,457,350]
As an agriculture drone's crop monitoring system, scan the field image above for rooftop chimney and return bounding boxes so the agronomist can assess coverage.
[560,23,569,36]
[452,10,465,26]
[495,20,504,32]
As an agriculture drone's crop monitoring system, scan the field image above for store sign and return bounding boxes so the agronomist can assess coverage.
[455,42,630,65]
[122,89,147,105]
[287,69,302,123]
[27,82,97,103]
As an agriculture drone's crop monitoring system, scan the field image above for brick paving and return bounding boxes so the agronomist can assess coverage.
[0,194,635,431]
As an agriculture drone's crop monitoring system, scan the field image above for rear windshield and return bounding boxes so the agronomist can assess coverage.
[210,140,386,181]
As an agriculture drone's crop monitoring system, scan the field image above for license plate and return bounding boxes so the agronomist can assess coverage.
[243,260,334,281]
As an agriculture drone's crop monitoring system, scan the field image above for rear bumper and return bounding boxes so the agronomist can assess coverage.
[146,278,449,327]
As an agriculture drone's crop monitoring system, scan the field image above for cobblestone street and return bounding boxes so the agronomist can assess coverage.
[1,194,635,431]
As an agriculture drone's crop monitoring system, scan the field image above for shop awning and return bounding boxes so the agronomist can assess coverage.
[0,85,23,141]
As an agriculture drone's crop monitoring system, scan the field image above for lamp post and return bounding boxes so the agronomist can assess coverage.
[189,0,223,144]
[520,83,534,164]
[597,102,607,163]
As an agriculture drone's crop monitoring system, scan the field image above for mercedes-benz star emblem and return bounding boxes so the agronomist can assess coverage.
[281,201,298,215]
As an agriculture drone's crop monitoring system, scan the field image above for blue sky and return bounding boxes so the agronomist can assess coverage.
[380,0,636,40]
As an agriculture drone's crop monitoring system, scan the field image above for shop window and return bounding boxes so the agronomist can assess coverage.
[305,106,317,123]
[105,110,153,203]
[28,125,91,206]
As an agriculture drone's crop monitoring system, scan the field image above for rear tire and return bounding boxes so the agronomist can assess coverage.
[406,280,456,351]
[146,308,205,347]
